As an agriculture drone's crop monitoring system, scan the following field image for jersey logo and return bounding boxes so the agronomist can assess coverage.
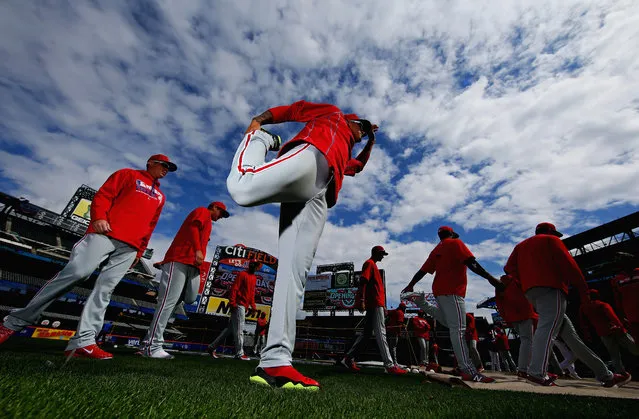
[135,180,164,202]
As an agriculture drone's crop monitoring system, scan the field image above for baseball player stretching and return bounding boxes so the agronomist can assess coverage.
[505,222,631,387]
[207,261,258,360]
[494,274,538,378]
[341,246,407,375]
[0,155,175,358]
[141,202,230,359]
[402,226,501,383]
[579,289,638,376]
[227,100,378,390]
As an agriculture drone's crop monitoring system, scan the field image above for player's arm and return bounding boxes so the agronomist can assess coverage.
[245,110,274,134]
[345,127,378,176]
[91,169,128,233]
[189,211,205,266]
[464,257,504,290]
[551,237,590,301]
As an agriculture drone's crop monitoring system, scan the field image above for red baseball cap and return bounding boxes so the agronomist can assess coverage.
[372,245,388,255]
[208,201,230,218]
[535,222,563,237]
[438,226,459,239]
[148,154,177,172]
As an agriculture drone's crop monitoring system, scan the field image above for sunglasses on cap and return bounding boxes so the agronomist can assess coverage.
[151,160,171,170]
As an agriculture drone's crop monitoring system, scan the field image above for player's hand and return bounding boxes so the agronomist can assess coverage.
[130,257,140,269]
[195,250,204,266]
[401,284,414,294]
[245,119,262,134]
[93,219,112,234]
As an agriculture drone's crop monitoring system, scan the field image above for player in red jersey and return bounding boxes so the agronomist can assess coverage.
[505,222,630,388]
[227,101,378,390]
[0,155,175,359]
[141,202,229,359]
[611,252,639,344]
[579,289,638,376]
[341,246,407,376]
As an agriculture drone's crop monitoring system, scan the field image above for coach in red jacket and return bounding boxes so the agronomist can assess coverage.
[207,261,258,360]
[227,100,378,390]
[505,222,629,387]
[141,202,230,359]
[579,289,638,376]
[0,155,175,359]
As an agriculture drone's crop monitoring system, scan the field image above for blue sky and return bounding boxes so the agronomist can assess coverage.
[1,1,638,320]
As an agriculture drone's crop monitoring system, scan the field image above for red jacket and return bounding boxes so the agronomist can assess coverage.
[411,317,431,340]
[504,234,588,298]
[356,259,386,308]
[386,309,405,336]
[495,275,538,323]
[420,238,474,297]
[88,169,165,258]
[158,207,212,268]
[465,313,478,341]
[579,300,626,337]
[269,101,371,208]
[229,271,257,310]
[612,269,639,322]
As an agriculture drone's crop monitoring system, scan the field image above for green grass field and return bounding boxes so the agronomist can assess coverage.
[1,338,637,418]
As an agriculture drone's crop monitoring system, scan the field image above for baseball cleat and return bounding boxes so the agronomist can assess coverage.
[206,347,219,359]
[249,366,320,391]
[259,128,282,152]
[385,365,409,375]
[142,349,175,359]
[235,354,251,361]
[516,370,528,380]
[526,374,557,386]
[0,324,16,345]
[602,372,632,388]
[339,357,361,372]
[461,372,496,383]
[64,344,113,360]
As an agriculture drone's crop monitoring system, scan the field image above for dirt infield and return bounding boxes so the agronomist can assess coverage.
[446,371,639,400]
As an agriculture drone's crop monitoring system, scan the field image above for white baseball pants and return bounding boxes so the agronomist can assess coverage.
[4,233,136,351]
[142,262,200,354]
[208,306,246,356]
[418,295,476,375]
[512,318,534,372]
[227,130,330,368]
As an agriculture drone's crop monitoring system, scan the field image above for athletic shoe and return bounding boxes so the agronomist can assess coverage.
[461,372,496,383]
[250,366,320,391]
[64,344,113,360]
[516,370,528,380]
[206,347,219,359]
[259,128,282,152]
[142,349,175,359]
[385,365,409,375]
[450,367,462,376]
[526,374,557,386]
[235,354,250,361]
[567,370,581,379]
[339,357,361,372]
[0,324,15,344]
[602,372,632,388]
